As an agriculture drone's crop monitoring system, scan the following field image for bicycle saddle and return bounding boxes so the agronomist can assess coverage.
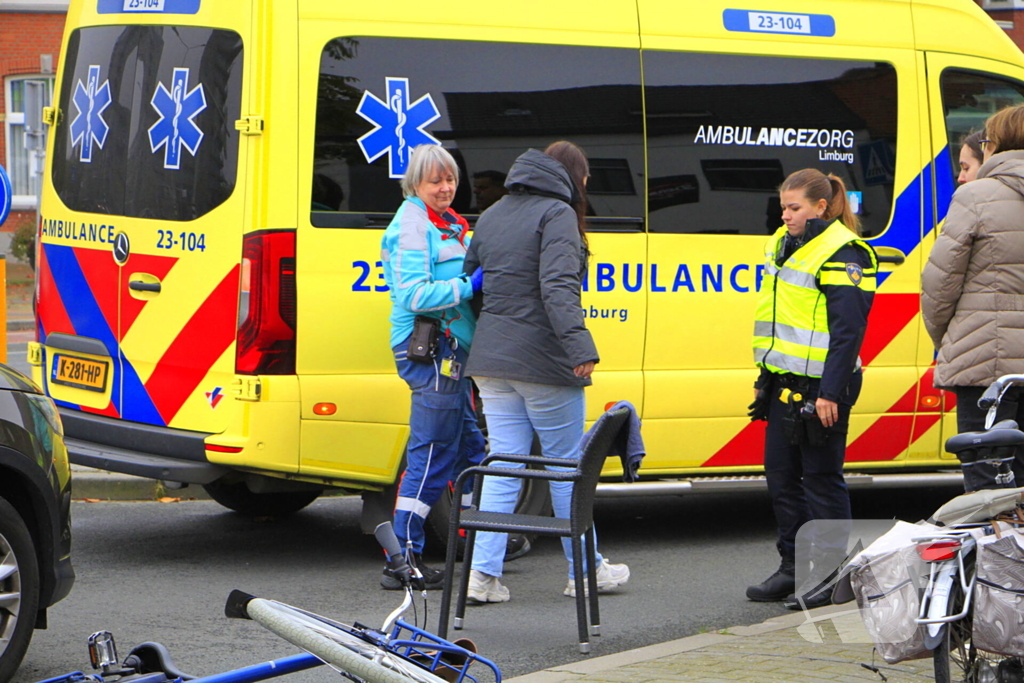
[944,422,1024,454]
[124,642,196,681]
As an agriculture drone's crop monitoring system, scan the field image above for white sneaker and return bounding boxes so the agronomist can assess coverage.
[467,570,510,603]
[564,558,630,597]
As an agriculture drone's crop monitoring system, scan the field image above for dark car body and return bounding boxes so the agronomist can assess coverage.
[0,364,74,662]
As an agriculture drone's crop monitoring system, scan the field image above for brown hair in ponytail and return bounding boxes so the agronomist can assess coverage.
[779,168,861,236]
[543,141,589,250]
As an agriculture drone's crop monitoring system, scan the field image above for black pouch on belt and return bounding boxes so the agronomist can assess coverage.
[407,316,440,364]
[802,399,829,447]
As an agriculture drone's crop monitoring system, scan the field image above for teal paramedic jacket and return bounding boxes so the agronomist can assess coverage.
[381,196,477,351]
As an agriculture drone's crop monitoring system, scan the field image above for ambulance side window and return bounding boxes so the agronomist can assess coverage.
[51,26,243,221]
[940,69,1024,183]
[643,52,897,238]
[311,38,645,231]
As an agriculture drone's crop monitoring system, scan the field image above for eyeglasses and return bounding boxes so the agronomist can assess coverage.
[980,138,993,151]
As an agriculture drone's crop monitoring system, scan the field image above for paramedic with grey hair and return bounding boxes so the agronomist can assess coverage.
[379,144,485,590]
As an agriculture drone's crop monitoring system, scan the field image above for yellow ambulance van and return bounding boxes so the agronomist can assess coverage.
[32,0,1024,535]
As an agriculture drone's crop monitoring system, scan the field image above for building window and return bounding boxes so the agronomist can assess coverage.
[4,75,54,210]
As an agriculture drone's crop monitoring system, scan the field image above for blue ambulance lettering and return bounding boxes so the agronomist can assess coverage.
[148,67,207,170]
[70,65,112,163]
[583,262,761,293]
[356,77,441,179]
[41,218,115,244]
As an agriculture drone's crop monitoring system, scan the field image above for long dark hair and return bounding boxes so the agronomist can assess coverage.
[543,141,589,249]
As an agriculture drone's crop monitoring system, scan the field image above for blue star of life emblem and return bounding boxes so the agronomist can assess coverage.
[356,77,441,178]
[70,65,112,163]
[148,67,207,170]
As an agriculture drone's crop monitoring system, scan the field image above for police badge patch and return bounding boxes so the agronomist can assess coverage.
[846,263,863,285]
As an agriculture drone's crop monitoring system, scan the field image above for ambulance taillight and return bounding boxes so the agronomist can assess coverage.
[236,230,297,374]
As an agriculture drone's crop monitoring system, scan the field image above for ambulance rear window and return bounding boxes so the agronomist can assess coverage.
[51,26,243,221]
[311,38,645,231]
[644,53,897,238]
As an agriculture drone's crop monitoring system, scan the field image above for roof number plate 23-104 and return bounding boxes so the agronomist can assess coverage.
[51,353,109,392]
[723,9,836,38]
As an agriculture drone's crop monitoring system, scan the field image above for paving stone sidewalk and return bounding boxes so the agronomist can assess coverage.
[506,605,935,683]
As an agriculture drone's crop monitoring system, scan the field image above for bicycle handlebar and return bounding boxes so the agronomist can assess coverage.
[375,522,415,587]
[979,374,1024,409]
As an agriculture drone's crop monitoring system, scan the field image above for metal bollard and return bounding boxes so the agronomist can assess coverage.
[0,254,7,365]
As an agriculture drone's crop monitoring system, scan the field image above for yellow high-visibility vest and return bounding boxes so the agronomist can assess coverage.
[753,221,877,377]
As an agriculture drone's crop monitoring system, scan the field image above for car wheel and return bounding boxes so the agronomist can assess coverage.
[202,479,321,517]
[0,495,40,683]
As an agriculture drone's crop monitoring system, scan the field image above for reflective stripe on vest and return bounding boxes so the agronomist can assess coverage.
[752,221,876,378]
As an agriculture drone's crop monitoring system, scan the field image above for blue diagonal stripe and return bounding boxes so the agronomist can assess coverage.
[42,244,165,426]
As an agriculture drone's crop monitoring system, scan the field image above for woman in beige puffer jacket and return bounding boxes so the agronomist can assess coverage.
[921,104,1024,486]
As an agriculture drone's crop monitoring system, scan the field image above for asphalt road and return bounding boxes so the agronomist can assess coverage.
[12,484,964,683]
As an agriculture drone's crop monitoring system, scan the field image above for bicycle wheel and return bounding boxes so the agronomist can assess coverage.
[932,575,1017,683]
[246,598,447,683]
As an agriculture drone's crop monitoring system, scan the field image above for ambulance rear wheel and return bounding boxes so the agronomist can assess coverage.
[203,479,321,517]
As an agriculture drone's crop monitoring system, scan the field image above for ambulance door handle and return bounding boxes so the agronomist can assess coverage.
[873,246,906,274]
[129,280,161,293]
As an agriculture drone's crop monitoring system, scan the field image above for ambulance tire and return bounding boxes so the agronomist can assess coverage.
[202,479,321,518]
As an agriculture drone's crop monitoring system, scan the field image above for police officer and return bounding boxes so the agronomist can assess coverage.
[746,168,877,609]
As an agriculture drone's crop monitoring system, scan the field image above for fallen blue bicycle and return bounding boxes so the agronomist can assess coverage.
[35,523,500,683]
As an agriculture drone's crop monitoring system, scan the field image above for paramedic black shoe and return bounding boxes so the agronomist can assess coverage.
[745,559,796,602]
[380,554,445,591]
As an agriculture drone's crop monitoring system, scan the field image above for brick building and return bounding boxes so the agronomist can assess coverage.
[977,0,1024,44]
[0,0,66,240]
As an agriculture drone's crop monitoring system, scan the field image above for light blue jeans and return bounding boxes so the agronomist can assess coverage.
[470,377,603,578]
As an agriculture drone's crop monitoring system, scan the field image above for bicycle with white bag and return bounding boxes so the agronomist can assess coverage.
[837,374,1024,683]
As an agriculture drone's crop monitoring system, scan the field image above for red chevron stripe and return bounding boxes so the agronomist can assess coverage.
[845,415,914,462]
[703,292,921,468]
[700,421,766,468]
[80,402,121,418]
[144,265,240,424]
[912,414,943,442]
[119,253,178,339]
[860,293,919,366]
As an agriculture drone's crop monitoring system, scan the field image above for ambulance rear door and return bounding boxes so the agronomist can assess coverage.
[47,6,251,434]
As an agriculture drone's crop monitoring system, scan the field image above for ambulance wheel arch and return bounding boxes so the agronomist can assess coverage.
[202,474,323,517]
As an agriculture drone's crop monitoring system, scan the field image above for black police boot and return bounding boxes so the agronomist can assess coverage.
[746,557,796,602]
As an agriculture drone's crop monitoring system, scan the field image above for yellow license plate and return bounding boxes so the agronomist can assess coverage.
[51,353,109,392]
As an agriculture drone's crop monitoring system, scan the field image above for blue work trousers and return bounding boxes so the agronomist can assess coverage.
[393,333,485,554]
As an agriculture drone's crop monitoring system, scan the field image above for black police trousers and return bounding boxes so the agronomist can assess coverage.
[763,373,860,561]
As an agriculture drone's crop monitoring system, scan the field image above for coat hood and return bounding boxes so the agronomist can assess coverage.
[504,149,577,204]
[979,149,1024,198]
